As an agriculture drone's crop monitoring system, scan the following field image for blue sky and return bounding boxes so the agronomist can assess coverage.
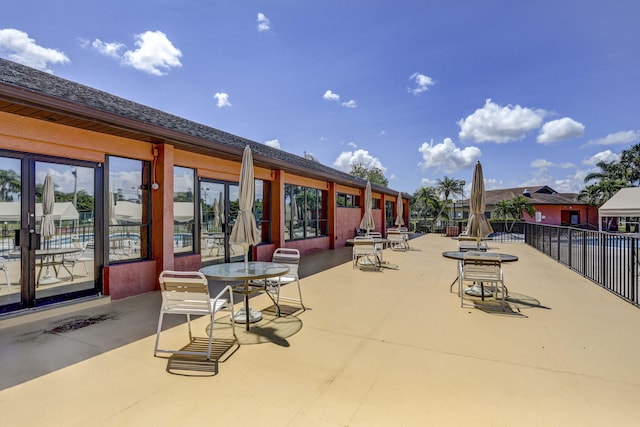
[2,0,639,198]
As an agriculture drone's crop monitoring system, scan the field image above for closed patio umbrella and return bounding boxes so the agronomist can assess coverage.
[395,191,405,228]
[109,191,118,225]
[39,174,57,284]
[229,145,261,324]
[466,161,493,238]
[218,192,225,228]
[212,198,221,232]
[230,145,260,266]
[359,180,375,233]
[465,161,494,297]
[41,174,56,248]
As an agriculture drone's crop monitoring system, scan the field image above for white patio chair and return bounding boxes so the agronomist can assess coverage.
[366,231,386,256]
[352,236,380,270]
[264,248,304,316]
[154,270,236,360]
[458,252,506,309]
[0,257,11,290]
[386,230,407,251]
[64,236,92,277]
[457,235,487,252]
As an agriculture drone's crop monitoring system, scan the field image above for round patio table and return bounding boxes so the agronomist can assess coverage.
[442,251,518,297]
[201,261,289,331]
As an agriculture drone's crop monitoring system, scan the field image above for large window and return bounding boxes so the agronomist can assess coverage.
[174,166,195,254]
[337,192,360,207]
[108,156,151,262]
[285,184,327,240]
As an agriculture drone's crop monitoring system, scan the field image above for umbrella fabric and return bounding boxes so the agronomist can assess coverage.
[230,146,260,248]
[466,161,494,238]
[395,191,405,228]
[41,174,56,246]
[218,192,225,226]
[212,198,221,231]
[359,180,375,232]
[109,191,119,225]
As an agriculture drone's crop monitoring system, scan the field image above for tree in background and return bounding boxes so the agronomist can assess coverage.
[435,176,465,223]
[0,169,20,202]
[412,186,440,220]
[493,195,536,232]
[580,142,639,206]
[349,164,388,187]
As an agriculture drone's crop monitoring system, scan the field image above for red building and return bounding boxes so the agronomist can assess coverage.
[482,186,598,228]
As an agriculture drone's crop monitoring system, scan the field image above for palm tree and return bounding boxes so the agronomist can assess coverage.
[619,143,640,186]
[492,196,535,232]
[412,186,439,220]
[493,199,513,231]
[435,176,465,223]
[511,195,536,220]
[0,169,20,202]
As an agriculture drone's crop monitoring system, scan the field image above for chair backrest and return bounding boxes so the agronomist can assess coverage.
[158,270,211,313]
[71,235,87,251]
[387,230,403,241]
[367,231,382,238]
[353,237,376,254]
[461,252,502,281]
[272,248,300,276]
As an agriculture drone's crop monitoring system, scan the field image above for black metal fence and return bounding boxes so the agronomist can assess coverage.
[524,223,639,307]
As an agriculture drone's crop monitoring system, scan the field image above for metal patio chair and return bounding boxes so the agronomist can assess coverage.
[154,270,235,360]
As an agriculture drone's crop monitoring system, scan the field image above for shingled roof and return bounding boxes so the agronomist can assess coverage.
[0,58,401,196]
[473,185,585,206]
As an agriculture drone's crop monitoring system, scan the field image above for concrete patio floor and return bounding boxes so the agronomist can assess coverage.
[1,233,640,426]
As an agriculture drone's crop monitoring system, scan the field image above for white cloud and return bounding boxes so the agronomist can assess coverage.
[0,28,69,72]
[347,142,358,148]
[537,117,585,144]
[91,39,125,58]
[420,177,438,187]
[584,130,640,146]
[408,72,435,95]
[257,13,271,32]
[333,149,386,173]
[264,139,280,149]
[323,90,340,101]
[122,30,182,76]
[524,158,583,192]
[458,99,547,143]
[530,158,575,169]
[418,137,481,173]
[582,150,621,166]
[213,92,231,108]
[482,178,503,191]
[341,99,357,108]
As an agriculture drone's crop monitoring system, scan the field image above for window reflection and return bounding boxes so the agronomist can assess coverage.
[174,166,195,254]
[108,156,150,262]
[285,184,327,240]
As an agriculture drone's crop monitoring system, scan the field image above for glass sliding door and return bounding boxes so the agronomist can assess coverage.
[0,152,101,314]
[0,155,22,308]
[200,180,244,264]
[34,160,97,300]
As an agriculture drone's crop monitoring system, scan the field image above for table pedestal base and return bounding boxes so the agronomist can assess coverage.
[234,307,262,324]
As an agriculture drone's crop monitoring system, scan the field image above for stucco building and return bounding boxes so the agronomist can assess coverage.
[0,59,407,315]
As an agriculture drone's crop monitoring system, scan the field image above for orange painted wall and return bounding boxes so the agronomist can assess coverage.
[1,110,409,305]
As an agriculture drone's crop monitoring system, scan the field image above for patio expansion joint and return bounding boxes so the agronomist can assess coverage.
[306,325,640,389]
